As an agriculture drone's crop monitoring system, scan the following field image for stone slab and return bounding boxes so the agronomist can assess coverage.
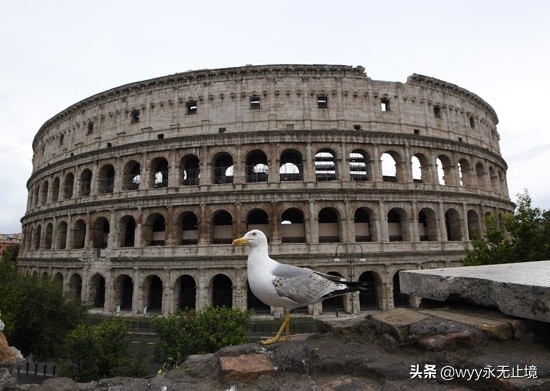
[219,353,275,382]
[399,261,550,323]
[369,308,430,342]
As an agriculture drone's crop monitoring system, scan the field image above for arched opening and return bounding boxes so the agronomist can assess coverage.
[57,221,68,249]
[178,212,199,245]
[445,208,463,241]
[315,149,337,181]
[122,160,141,190]
[358,271,378,310]
[181,155,200,185]
[69,273,82,300]
[80,169,92,196]
[467,210,481,240]
[436,155,456,186]
[151,157,169,188]
[281,208,305,243]
[393,271,409,307]
[458,159,473,187]
[411,155,422,183]
[418,208,438,241]
[144,275,163,313]
[98,164,115,193]
[91,217,110,249]
[33,225,41,250]
[388,208,408,242]
[213,154,234,184]
[144,213,166,246]
[246,150,269,183]
[51,177,60,202]
[212,210,233,244]
[114,275,133,311]
[72,219,86,249]
[381,152,401,182]
[280,150,303,181]
[44,223,53,249]
[246,209,270,236]
[41,181,49,204]
[349,150,370,181]
[489,166,499,193]
[63,173,74,199]
[175,275,196,310]
[354,208,373,242]
[89,274,106,309]
[318,208,340,243]
[212,274,232,307]
[53,273,63,286]
[247,282,271,313]
[120,216,136,247]
[475,162,488,190]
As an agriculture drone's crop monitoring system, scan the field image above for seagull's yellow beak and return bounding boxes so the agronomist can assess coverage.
[232,237,248,246]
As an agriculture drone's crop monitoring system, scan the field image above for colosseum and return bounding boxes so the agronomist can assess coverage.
[18,64,514,316]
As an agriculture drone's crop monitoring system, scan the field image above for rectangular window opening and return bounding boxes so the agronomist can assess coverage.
[87,121,94,134]
[317,95,328,108]
[381,98,390,112]
[187,100,198,114]
[414,129,420,135]
[469,116,475,128]
[157,134,164,139]
[130,109,140,123]
[218,127,227,134]
[434,106,442,119]
[250,96,261,109]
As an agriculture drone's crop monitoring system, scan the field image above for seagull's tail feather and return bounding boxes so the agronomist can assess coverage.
[321,280,367,300]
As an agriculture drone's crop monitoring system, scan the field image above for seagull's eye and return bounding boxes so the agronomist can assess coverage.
[252,232,257,236]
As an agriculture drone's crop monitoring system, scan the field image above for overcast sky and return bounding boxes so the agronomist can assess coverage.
[1,0,549,233]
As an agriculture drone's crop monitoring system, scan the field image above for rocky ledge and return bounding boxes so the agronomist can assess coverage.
[2,306,550,391]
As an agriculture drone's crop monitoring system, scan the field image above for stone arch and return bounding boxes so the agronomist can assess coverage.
[63,172,74,199]
[211,274,233,308]
[281,207,306,243]
[44,223,53,249]
[91,217,110,249]
[349,149,370,181]
[458,158,473,187]
[181,154,200,186]
[175,274,196,310]
[176,211,199,245]
[80,169,92,196]
[120,215,137,247]
[72,219,86,249]
[150,157,169,188]
[89,273,106,309]
[53,272,63,286]
[143,274,163,313]
[358,271,380,310]
[354,207,375,242]
[246,208,270,236]
[68,273,83,300]
[436,154,455,186]
[387,207,409,242]
[445,208,463,241]
[315,148,337,181]
[33,224,42,250]
[143,212,166,246]
[475,161,488,190]
[411,153,431,183]
[280,149,303,181]
[246,150,269,183]
[41,180,49,204]
[98,164,115,193]
[418,208,438,241]
[381,150,403,182]
[467,209,481,240]
[114,274,134,311]
[51,177,60,202]
[122,160,141,190]
[57,221,68,249]
[212,210,233,244]
[212,153,234,184]
[318,207,341,243]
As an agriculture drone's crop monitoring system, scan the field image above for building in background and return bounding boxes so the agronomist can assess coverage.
[18,65,513,316]
[0,233,21,258]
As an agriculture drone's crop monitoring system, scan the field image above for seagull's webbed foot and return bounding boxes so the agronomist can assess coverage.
[260,312,291,345]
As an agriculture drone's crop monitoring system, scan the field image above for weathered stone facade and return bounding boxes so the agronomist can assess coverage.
[18,64,513,316]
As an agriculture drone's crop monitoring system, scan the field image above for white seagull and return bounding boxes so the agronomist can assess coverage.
[233,229,366,345]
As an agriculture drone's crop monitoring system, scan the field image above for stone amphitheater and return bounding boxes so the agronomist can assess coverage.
[18,64,514,316]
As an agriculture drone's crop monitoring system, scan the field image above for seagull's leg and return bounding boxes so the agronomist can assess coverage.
[260,312,291,345]
[284,311,291,341]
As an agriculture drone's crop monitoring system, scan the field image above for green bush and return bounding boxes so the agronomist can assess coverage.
[152,306,252,369]
[58,317,146,382]
[0,245,86,360]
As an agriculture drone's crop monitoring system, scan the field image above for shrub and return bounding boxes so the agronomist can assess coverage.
[152,306,252,369]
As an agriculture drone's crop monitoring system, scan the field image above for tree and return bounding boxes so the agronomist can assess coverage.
[0,245,86,360]
[465,191,550,265]
[58,317,146,382]
[152,306,252,370]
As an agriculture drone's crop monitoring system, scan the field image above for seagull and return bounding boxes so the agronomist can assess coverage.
[232,229,366,345]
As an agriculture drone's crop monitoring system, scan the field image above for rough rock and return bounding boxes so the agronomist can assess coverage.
[219,353,275,382]
[369,308,430,342]
[0,332,15,368]
[316,316,366,334]
[399,261,550,323]
[419,331,478,351]
[1,367,16,391]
